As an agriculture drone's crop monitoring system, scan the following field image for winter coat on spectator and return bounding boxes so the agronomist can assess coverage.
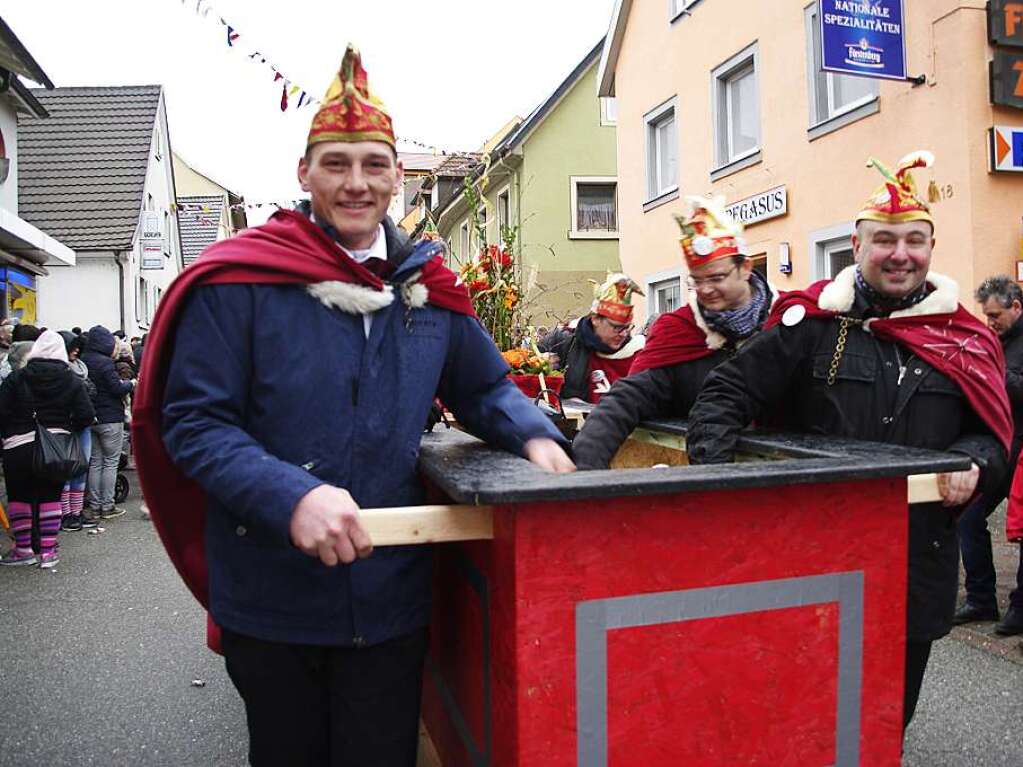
[0,351,95,440]
[82,325,133,424]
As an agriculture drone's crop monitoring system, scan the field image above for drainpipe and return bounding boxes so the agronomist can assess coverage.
[115,251,126,334]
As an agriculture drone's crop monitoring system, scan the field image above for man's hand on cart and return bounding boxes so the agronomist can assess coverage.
[936,462,979,507]
[524,438,576,474]
[290,485,374,566]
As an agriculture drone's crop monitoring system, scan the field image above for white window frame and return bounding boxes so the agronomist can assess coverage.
[669,0,701,22]
[711,42,761,178]
[803,3,879,140]
[645,266,685,319]
[496,186,511,242]
[644,97,679,209]
[599,96,618,126]
[569,176,619,240]
[458,219,471,262]
[809,221,856,280]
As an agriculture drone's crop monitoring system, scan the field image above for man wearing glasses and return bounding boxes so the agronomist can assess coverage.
[573,196,775,469]
[538,273,646,403]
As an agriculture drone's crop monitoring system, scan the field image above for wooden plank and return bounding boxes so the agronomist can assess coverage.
[360,504,494,546]
[907,473,940,504]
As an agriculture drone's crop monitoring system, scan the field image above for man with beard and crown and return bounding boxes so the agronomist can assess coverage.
[133,45,573,766]
[686,150,1012,731]
[572,195,776,469]
[538,273,646,403]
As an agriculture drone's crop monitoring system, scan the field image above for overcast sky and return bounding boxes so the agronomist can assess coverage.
[6,0,616,209]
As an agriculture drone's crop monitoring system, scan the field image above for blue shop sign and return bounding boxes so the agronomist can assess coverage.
[819,0,907,81]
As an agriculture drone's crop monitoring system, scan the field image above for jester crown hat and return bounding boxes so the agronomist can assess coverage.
[307,45,395,149]
[591,273,644,324]
[856,150,935,228]
[674,195,747,270]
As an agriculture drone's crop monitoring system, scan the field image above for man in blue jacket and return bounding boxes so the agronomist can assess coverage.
[152,47,573,766]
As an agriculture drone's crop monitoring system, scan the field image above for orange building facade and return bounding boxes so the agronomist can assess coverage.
[598,0,1023,318]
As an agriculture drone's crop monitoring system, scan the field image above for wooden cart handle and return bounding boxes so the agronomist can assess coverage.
[360,504,494,546]
[361,474,940,546]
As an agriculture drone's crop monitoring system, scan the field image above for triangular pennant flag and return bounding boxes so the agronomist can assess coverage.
[280,83,289,112]
[226,26,240,46]
[296,91,307,108]
[289,85,300,96]
[273,71,283,82]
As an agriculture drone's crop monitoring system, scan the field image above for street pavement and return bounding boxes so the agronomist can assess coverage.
[1,482,1022,765]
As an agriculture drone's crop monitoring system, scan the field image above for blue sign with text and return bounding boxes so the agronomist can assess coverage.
[819,0,907,81]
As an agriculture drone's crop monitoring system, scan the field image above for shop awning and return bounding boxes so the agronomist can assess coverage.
[0,207,74,271]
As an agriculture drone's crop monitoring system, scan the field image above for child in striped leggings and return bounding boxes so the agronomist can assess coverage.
[2,442,65,567]
[60,429,92,532]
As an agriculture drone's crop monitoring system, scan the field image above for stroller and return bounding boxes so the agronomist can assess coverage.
[114,420,130,504]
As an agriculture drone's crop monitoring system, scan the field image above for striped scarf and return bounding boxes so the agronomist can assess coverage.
[702,270,771,341]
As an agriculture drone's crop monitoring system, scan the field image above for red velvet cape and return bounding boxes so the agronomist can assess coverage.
[629,307,716,374]
[131,210,473,649]
[766,281,1013,457]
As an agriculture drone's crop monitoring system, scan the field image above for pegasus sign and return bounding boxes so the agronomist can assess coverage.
[818,0,907,81]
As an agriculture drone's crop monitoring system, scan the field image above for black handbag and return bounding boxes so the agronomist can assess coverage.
[23,380,88,483]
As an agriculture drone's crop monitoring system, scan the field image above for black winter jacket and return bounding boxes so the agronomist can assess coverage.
[0,359,95,439]
[82,325,133,424]
[538,324,594,401]
[573,352,728,469]
[1000,315,1023,446]
[686,291,1008,641]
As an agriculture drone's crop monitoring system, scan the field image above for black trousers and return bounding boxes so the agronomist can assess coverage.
[903,640,932,730]
[222,627,429,767]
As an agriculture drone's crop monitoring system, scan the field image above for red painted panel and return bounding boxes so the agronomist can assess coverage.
[606,605,839,765]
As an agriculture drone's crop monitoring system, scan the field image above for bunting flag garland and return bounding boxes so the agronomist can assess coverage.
[173,0,452,151]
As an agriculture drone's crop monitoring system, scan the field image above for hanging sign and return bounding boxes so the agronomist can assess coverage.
[991,126,1023,172]
[989,1,1023,48]
[140,211,164,270]
[818,0,908,81]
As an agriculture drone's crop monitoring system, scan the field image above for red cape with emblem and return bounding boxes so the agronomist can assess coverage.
[766,280,1012,457]
[629,307,717,374]
[131,209,474,650]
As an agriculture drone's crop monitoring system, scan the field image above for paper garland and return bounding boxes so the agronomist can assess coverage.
[174,0,452,151]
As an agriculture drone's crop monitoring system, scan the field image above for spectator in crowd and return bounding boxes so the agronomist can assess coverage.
[12,325,41,344]
[953,276,1023,635]
[81,325,134,523]
[0,324,12,368]
[0,328,41,383]
[114,338,137,381]
[538,274,646,403]
[0,331,94,567]
[58,331,95,532]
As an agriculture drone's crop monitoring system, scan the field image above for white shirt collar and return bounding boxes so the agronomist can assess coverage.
[344,224,386,264]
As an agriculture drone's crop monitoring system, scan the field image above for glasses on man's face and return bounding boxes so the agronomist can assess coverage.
[686,265,739,290]
[600,318,633,335]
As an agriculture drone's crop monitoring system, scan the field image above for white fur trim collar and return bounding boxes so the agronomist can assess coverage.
[307,282,395,315]
[689,280,781,351]
[818,265,959,318]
